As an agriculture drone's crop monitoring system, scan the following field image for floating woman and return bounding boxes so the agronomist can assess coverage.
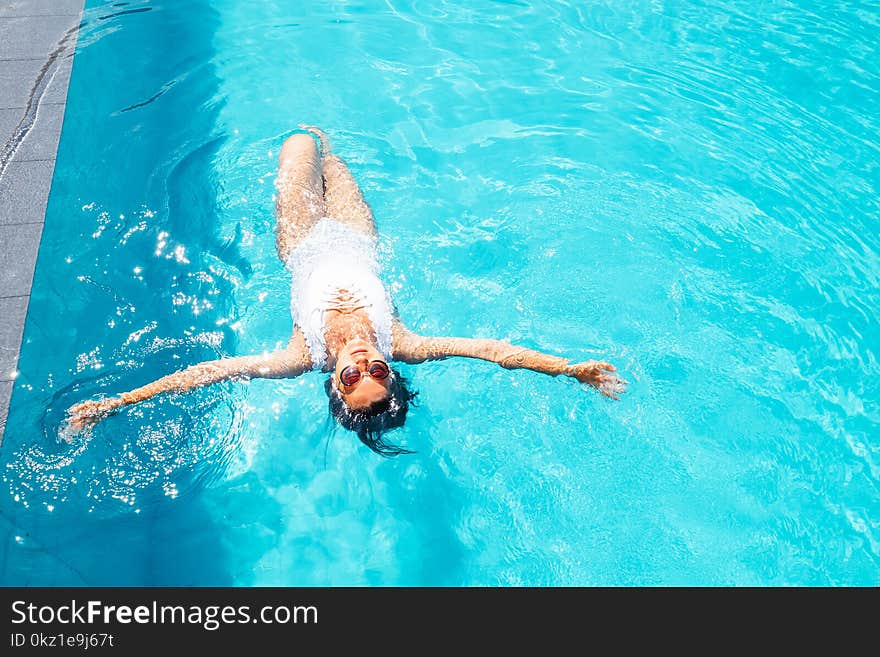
[66,126,627,455]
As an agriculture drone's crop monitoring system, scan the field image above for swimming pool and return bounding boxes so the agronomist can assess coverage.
[1,0,878,586]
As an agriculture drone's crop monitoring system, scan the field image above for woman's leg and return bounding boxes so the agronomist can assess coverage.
[274,133,326,263]
[300,125,377,238]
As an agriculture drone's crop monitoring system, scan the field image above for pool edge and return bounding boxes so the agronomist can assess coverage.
[0,0,86,444]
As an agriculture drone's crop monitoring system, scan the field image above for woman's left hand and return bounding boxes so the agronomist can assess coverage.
[568,360,627,399]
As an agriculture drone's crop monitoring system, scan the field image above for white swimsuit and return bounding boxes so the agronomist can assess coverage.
[287,218,394,369]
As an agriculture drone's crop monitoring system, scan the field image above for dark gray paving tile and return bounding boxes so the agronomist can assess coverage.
[0,106,19,150]
[0,54,72,111]
[0,58,41,109]
[0,295,27,380]
[0,222,43,297]
[0,15,78,60]
[0,159,54,225]
[0,379,12,442]
[0,0,83,17]
[12,100,65,162]
[43,52,72,104]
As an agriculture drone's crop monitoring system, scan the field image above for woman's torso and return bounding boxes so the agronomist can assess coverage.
[286,218,393,369]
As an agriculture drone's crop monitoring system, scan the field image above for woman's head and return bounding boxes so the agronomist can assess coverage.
[333,338,393,410]
[326,338,417,456]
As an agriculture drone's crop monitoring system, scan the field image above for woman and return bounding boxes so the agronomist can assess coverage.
[66,126,627,455]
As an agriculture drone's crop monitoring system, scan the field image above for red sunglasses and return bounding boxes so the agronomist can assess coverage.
[339,360,391,387]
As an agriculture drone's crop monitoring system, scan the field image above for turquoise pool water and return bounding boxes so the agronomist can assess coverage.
[1,0,878,585]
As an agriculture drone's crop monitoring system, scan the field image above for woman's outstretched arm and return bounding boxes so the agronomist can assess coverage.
[65,332,312,433]
[392,322,627,399]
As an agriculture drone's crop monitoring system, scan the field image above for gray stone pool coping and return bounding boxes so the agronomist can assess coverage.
[0,0,85,442]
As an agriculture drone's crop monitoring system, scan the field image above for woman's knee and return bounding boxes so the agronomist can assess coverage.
[280,133,318,164]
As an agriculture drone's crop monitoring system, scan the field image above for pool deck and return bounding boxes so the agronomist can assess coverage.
[0,0,85,442]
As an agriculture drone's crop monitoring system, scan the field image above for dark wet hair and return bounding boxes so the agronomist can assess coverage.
[324,370,417,457]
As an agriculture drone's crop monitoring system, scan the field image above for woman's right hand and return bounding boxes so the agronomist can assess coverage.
[567,360,628,399]
[64,398,120,436]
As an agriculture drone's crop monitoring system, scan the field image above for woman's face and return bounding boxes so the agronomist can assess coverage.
[334,338,392,410]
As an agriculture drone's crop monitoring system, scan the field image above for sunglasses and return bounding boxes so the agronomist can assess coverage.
[339,360,391,387]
